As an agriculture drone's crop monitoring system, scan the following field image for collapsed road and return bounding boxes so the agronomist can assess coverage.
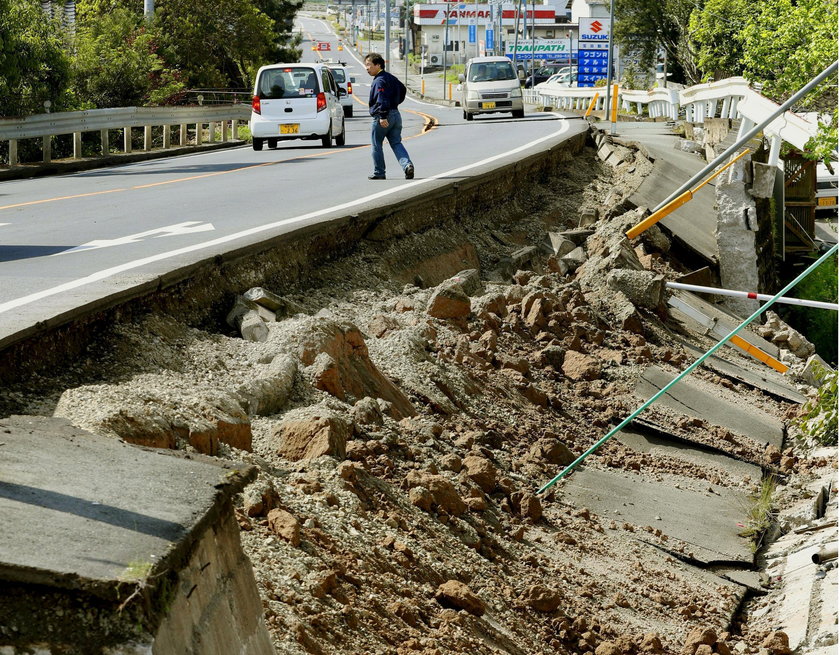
[0,125,835,655]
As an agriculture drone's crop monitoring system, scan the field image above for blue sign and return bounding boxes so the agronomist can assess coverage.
[485,29,494,50]
[468,24,476,44]
[577,44,609,87]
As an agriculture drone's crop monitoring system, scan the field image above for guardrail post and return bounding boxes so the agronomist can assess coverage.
[124,127,132,154]
[231,119,238,141]
[221,120,229,142]
[180,123,187,145]
[144,125,152,151]
[42,136,51,163]
[100,129,109,155]
[73,132,82,159]
[162,124,171,149]
[209,121,217,143]
[768,134,782,166]
[196,123,203,146]
[9,139,19,167]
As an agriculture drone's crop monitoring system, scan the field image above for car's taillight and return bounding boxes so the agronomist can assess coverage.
[347,82,352,95]
[252,95,261,115]
[316,92,327,112]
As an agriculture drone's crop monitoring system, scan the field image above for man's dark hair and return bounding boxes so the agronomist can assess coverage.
[365,53,385,68]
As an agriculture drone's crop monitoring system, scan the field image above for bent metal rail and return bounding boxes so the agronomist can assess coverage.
[0,105,251,168]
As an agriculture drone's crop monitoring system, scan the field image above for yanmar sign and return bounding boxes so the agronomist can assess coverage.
[579,17,610,40]
[413,4,555,25]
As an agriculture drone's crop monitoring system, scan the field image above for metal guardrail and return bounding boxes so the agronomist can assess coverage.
[533,76,820,156]
[0,104,251,168]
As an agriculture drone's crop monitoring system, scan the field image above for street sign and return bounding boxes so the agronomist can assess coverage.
[316,42,332,51]
[468,24,476,43]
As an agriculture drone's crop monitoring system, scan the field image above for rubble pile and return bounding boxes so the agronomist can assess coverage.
[8,140,834,654]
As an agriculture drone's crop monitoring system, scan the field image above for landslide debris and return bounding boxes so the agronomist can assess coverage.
[2,137,829,655]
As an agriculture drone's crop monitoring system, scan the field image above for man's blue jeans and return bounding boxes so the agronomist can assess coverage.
[371,109,412,176]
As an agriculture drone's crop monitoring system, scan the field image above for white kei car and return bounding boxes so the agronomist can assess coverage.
[249,63,346,150]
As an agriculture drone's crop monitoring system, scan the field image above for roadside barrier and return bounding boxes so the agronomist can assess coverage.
[0,105,251,168]
[536,243,839,495]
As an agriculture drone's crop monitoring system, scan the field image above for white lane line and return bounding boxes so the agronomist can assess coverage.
[0,223,9,227]
[53,222,216,256]
[0,116,573,316]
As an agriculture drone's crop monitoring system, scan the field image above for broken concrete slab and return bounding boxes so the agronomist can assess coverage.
[617,426,762,481]
[668,289,781,357]
[557,467,755,564]
[0,415,255,591]
[634,366,785,448]
[679,340,806,405]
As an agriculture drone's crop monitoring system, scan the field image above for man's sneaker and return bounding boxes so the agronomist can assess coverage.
[368,174,386,180]
[404,164,415,180]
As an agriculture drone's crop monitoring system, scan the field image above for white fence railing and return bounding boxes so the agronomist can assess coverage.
[0,104,251,168]
[530,76,821,160]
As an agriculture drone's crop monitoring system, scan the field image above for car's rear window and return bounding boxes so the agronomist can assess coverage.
[468,61,516,82]
[257,68,320,99]
[329,68,346,83]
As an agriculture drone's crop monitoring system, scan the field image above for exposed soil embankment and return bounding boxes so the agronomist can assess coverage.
[1,130,831,655]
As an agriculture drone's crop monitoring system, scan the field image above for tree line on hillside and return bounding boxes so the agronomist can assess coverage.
[0,0,303,117]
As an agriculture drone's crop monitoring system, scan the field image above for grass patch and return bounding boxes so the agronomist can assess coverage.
[739,475,777,550]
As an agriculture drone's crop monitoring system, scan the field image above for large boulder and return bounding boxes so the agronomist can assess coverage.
[291,318,415,418]
[435,580,485,616]
[271,406,350,461]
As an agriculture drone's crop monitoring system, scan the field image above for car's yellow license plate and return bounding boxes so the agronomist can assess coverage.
[818,196,837,207]
[280,124,299,135]
[481,101,496,109]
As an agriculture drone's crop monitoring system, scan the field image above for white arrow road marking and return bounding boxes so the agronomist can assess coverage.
[53,221,216,256]
[0,223,9,227]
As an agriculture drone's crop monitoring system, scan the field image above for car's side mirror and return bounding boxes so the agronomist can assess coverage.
[458,73,465,83]
[351,77,356,83]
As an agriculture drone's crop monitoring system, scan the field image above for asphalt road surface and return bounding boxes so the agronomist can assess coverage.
[0,16,587,342]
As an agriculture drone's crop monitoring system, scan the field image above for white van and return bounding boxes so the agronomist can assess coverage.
[458,56,524,121]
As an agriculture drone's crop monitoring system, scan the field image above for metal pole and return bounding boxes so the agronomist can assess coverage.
[443,3,450,98]
[143,0,153,19]
[529,0,534,86]
[665,281,839,311]
[512,0,522,76]
[651,60,839,215]
[384,0,391,68]
[604,0,616,133]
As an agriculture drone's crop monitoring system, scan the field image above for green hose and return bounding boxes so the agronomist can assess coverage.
[537,243,838,495]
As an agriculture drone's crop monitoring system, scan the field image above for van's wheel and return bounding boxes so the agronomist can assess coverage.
[335,119,346,146]
[252,137,264,151]
[321,127,332,147]
[512,109,525,119]
[344,106,353,118]
[465,112,473,121]
[267,138,278,149]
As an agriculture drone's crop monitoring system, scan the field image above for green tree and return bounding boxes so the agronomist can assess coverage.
[614,0,700,85]
[781,252,839,365]
[154,0,277,90]
[254,0,304,65]
[0,0,71,116]
[689,0,755,81]
[70,8,184,108]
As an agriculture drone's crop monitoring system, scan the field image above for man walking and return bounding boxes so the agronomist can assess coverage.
[365,53,415,180]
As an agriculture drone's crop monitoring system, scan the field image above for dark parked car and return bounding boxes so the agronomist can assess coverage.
[523,63,574,88]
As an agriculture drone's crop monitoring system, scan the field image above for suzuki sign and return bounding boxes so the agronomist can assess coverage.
[579,17,610,40]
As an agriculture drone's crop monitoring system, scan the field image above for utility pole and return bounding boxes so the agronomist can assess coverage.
[384,0,391,67]
[443,3,450,98]
[143,0,153,19]
[604,0,616,134]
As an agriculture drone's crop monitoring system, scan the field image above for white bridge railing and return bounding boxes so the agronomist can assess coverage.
[531,76,821,162]
[0,104,251,168]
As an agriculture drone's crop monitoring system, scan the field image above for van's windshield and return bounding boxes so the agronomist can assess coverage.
[258,68,319,99]
[468,61,516,82]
